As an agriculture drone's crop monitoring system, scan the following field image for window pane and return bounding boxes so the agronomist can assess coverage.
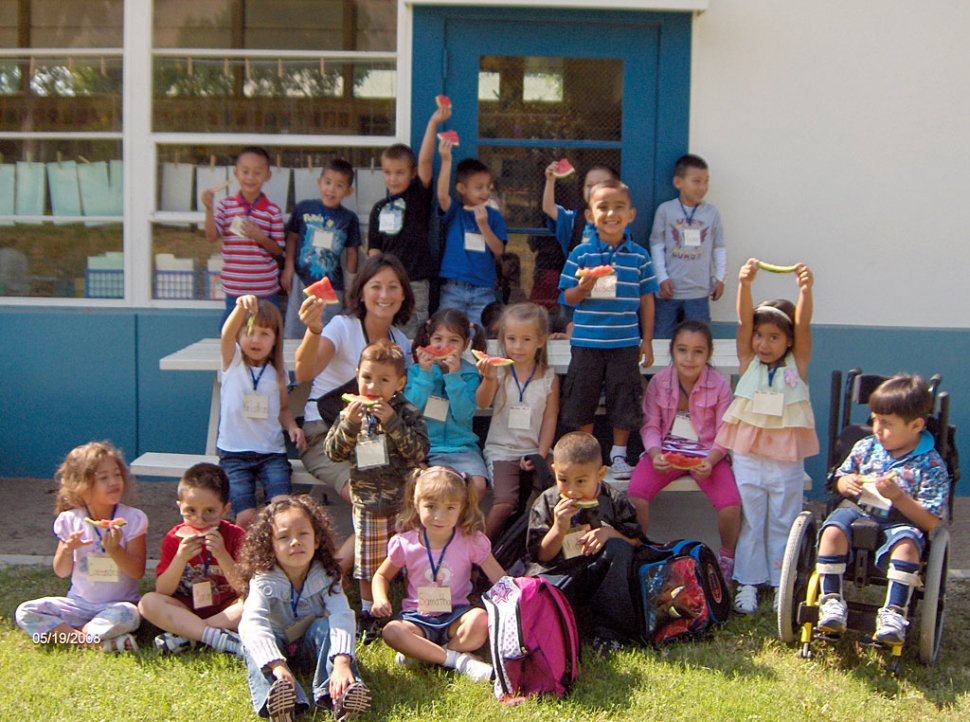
[479,56,622,141]
[152,57,394,134]
[153,0,396,51]
[0,1,124,49]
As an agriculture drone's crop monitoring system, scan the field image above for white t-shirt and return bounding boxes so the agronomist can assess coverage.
[483,365,556,463]
[218,344,287,453]
[303,314,412,424]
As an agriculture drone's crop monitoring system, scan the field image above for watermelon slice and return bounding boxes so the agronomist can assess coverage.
[756,261,798,274]
[175,525,214,539]
[435,94,451,109]
[575,264,615,278]
[662,452,705,470]
[341,393,380,407]
[417,345,456,359]
[471,349,514,367]
[552,158,575,179]
[437,130,460,146]
[561,494,599,509]
[84,517,128,530]
[303,277,340,304]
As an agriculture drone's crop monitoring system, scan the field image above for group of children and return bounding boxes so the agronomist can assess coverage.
[13,100,953,721]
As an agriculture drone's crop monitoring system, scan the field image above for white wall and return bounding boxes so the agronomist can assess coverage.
[691,0,970,328]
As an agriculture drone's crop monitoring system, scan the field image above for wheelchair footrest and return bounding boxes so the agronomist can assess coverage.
[797,603,819,626]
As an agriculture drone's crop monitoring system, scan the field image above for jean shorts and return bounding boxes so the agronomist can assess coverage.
[218,449,293,514]
[820,503,926,570]
[398,606,475,646]
[427,450,489,482]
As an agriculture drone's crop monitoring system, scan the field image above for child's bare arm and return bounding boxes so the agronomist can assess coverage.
[52,532,92,578]
[371,557,401,617]
[735,259,758,372]
[479,554,505,585]
[221,295,257,369]
[876,475,942,532]
[419,105,452,187]
[282,231,299,294]
[536,375,560,459]
[639,293,655,368]
[473,206,505,257]
[203,193,220,242]
[792,263,813,381]
[542,162,559,220]
[436,137,453,212]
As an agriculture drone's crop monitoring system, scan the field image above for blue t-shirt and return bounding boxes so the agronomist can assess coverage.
[559,230,659,349]
[438,202,508,288]
[286,200,361,290]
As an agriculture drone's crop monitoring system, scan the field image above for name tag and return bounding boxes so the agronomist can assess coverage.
[284,615,316,643]
[379,206,403,234]
[464,231,486,253]
[508,404,532,430]
[682,227,702,247]
[424,395,450,422]
[752,391,785,417]
[87,555,120,583]
[243,394,269,419]
[671,412,699,441]
[589,274,617,299]
[192,579,214,609]
[356,435,389,469]
[418,585,452,614]
[229,215,249,238]
[561,524,590,560]
[311,228,335,250]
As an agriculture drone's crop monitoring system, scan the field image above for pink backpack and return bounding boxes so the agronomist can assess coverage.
[483,576,579,702]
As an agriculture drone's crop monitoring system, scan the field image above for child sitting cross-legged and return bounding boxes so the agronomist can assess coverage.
[138,462,246,656]
[815,374,950,645]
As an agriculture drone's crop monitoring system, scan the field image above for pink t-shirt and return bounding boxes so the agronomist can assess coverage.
[386,528,491,613]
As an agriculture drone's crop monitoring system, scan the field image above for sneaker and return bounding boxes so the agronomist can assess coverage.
[213,630,244,658]
[154,632,195,654]
[103,633,139,653]
[394,651,428,669]
[356,611,380,645]
[333,680,372,722]
[718,554,735,584]
[874,605,909,645]
[734,584,758,614]
[611,456,633,481]
[817,593,848,635]
[266,678,296,722]
[592,635,623,658]
[454,652,494,682]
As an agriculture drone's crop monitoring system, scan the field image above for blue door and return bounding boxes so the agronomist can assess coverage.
[412,6,692,243]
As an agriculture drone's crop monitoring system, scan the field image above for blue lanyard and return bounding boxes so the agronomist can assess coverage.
[510,364,537,403]
[240,192,263,218]
[249,363,267,391]
[290,581,303,616]
[422,528,456,583]
[678,380,692,401]
[766,360,783,387]
[85,504,118,551]
[678,199,699,225]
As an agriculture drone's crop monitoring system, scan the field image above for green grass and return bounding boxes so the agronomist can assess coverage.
[2,565,970,721]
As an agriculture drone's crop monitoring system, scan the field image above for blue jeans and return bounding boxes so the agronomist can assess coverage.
[218,450,292,515]
[438,279,497,327]
[244,617,363,715]
[654,296,711,340]
[820,504,926,569]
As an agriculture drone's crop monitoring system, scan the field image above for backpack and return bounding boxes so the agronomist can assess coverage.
[633,539,731,643]
[483,575,580,702]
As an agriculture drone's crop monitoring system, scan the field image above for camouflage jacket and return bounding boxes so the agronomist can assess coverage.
[323,392,429,516]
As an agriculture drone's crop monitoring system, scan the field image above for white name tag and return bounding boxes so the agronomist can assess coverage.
[192,579,214,609]
[87,555,120,583]
[508,404,532,430]
[424,395,450,422]
[464,231,486,253]
[418,585,452,614]
[229,215,249,238]
[311,228,335,250]
[682,227,702,247]
[379,207,402,234]
[243,393,269,419]
[561,525,590,560]
[752,391,785,417]
[590,274,617,299]
[356,435,389,469]
[671,412,699,441]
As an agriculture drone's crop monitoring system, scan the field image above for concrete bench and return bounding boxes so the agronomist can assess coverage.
[130,452,321,487]
[604,469,814,495]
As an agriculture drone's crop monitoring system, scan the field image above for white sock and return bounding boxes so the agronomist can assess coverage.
[444,649,459,668]
[361,599,373,613]
[611,445,627,460]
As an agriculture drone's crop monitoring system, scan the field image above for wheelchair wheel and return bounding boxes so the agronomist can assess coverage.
[778,510,817,645]
[918,525,950,664]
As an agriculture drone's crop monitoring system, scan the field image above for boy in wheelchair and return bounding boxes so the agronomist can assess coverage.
[815,374,950,644]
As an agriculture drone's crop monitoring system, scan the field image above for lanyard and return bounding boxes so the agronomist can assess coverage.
[249,363,268,391]
[85,504,118,550]
[290,581,303,616]
[239,192,263,218]
[678,199,699,225]
[422,528,456,583]
[678,380,692,401]
[766,359,783,387]
[510,364,537,403]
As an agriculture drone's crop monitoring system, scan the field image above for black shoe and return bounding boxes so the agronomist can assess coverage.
[333,681,372,722]
[356,611,380,645]
[592,635,622,658]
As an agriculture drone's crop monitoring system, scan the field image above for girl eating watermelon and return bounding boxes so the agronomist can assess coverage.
[627,320,741,584]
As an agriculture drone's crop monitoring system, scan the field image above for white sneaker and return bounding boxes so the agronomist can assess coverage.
[394,652,427,669]
[611,456,633,480]
[454,652,494,682]
[817,593,848,634]
[734,584,758,614]
[154,632,194,654]
[874,605,909,645]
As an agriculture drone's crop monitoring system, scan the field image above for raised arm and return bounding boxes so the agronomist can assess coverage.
[735,259,758,374]
[436,136,453,213]
[792,263,813,382]
[542,162,559,220]
[418,105,451,187]
[221,295,258,369]
[294,296,337,381]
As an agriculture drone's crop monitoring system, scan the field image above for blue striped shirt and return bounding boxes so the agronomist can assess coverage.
[559,232,658,348]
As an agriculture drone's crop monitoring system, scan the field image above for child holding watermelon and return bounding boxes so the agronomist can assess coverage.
[627,320,741,583]
[282,158,361,339]
[16,442,146,652]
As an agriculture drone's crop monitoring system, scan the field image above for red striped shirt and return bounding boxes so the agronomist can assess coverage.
[214,192,285,296]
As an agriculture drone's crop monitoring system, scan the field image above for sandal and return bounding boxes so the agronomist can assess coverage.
[333,681,371,722]
[102,633,139,653]
[266,679,296,722]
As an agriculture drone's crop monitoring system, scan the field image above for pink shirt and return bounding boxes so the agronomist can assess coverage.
[386,528,491,613]
[640,364,733,455]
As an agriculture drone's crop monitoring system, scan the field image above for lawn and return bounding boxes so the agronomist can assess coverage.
[2,565,969,721]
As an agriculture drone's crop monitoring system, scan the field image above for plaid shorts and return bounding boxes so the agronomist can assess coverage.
[352,506,395,581]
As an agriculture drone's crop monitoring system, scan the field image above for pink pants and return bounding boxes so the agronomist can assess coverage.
[627,456,741,511]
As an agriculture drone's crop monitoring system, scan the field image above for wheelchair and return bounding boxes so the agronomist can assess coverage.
[777,368,959,674]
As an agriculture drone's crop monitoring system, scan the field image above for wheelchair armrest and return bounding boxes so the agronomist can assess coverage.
[850,517,881,551]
